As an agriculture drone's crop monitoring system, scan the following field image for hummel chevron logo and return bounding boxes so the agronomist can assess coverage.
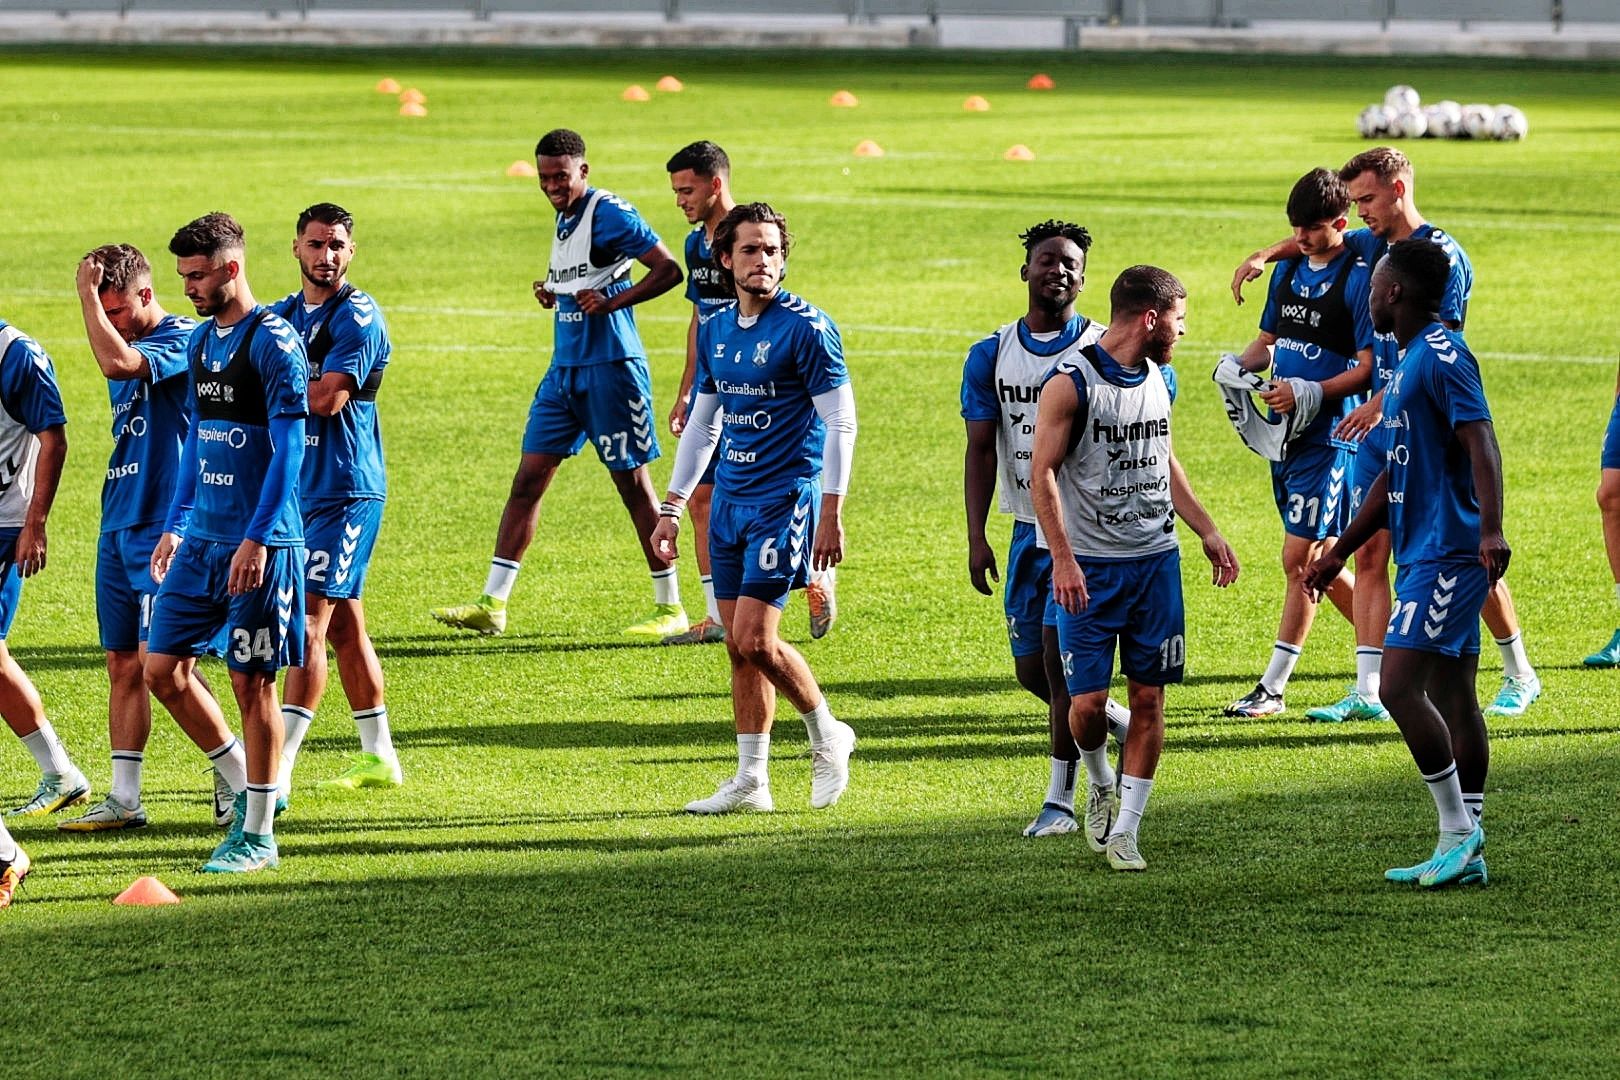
[276,586,296,629]
[343,522,363,541]
[1436,572,1458,591]
[352,312,375,327]
[1330,466,1345,483]
[792,503,810,523]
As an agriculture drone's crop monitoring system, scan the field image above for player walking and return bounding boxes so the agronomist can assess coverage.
[1305,238,1505,887]
[1224,170,1377,719]
[146,212,307,873]
[961,220,1129,837]
[650,203,857,813]
[1030,266,1239,870]
[1585,355,1620,666]
[272,204,401,793]
[432,129,686,639]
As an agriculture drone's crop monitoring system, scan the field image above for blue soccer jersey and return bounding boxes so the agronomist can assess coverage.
[552,189,661,367]
[694,291,849,503]
[102,314,195,533]
[683,226,733,316]
[1380,323,1493,566]
[180,308,308,545]
[1346,224,1473,394]
[0,323,68,530]
[271,286,388,501]
[1259,250,1374,445]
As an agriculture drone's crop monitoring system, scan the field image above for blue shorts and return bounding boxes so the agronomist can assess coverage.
[1053,548,1185,695]
[522,360,660,471]
[709,481,817,609]
[303,498,384,599]
[1272,441,1353,540]
[95,522,166,652]
[1005,520,1058,658]
[1603,394,1620,470]
[147,538,306,673]
[0,529,25,640]
[1385,559,1488,658]
[1348,434,1386,520]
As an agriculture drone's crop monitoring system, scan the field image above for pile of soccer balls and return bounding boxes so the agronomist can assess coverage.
[1358,85,1528,141]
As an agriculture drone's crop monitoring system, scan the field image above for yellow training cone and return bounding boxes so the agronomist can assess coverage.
[853,139,884,158]
[398,87,426,105]
[829,90,859,108]
[505,160,539,177]
[622,84,651,102]
[399,102,428,118]
[963,95,991,112]
[113,876,181,906]
[1026,73,1055,90]
[375,77,402,94]
[656,75,684,92]
[1004,144,1035,161]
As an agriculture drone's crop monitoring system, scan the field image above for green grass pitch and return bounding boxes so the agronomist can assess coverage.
[2,43,1618,1076]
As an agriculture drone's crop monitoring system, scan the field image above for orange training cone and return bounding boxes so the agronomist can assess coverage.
[829,90,859,108]
[656,75,684,93]
[1027,73,1055,90]
[398,87,426,105]
[375,77,402,94]
[622,84,651,102]
[853,139,884,158]
[1004,143,1036,161]
[399,102,428,118]
[505,160,539,177]
[114,876,181,906]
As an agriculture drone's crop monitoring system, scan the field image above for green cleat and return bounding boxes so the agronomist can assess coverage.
[1484,674,1541,718]
[624,603,688,639]
[59,795,147,832]
[7,771,91,817]
[201,834,279,874]
[661,616,726,646]
[430,599,506,635]
[1583,628,1620,667]
[317,752,403,791]
[1305,688,1390,723]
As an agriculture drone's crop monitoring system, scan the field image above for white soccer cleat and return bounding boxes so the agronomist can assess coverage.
[684,776,774,815]
[1083,782,1119,853]
[1105,831,1147,872]
[808,720,856,809]
[212,768,235,828]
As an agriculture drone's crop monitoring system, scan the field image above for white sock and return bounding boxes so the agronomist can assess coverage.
[1422,763,1473,834]
[111,750,144,807]
[1045,757,1078,812]
[20,721,73,776]
[1104,698,1131,742]
[244,783,278,838]
[1260,642,1302,696]
[1495,632,1533,680]
[1079,744,1115,792]
[355,705,396,761]
[0,816,14,861]
[701,575,721,624]
[482,557,521,603]
[1355,647,1383,700]
[1111,774,1154,839]
[207,738,247,794]
[800,699,836,745]
[278,705,315,790]
[737,732,770,785]
[1463,792,1484,824]
[652,567,680,606]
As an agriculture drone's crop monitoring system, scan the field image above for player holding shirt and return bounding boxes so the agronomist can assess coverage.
[1233,147,1540,721]
[650,203,857,814]
[433,128,686,639]
[146,212,307,874]
[0,318,79,820]
[961,219,1130,839]
[61,244,249,832]
[1030,266,1239,870]
[271,204,401,795]
[1306,238,1506,888]
[1225,170,1377,720]
[1584,357,1620,666]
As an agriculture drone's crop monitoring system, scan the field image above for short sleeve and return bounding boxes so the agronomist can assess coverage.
[1343,228,1383,266]
[1427,340,1491,429]
[133,319,193,386]
[593,193,662,262]
[960,335,1000,421]
[1160,362,1179,406]
[321,296,387,383]
[796,311,848,397]
[254,316,310,420]
[0,338,67,433]
[683,231,704,304]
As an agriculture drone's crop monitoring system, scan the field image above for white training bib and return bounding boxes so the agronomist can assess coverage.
[545,190,634,296]
[991,319,1103,523]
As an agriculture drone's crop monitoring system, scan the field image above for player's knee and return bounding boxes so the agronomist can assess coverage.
[730,628,776,668]
[508,462,554,503]
[106,650,143,686]
[1597,477,1620,516]
[143,657,183,699]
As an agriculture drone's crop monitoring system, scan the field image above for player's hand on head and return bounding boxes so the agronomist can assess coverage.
[967,537,999,595]
[1203,533,1239,588]
[1480,533,1511,585]
[1231,255,1265,305]
[76,255,104,295]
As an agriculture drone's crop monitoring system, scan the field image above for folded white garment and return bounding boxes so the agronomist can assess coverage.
[1211,353,1323,462]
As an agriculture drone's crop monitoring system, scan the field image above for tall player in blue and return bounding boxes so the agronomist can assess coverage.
[1225,169,1376,720]
[273,204,400,794]
[650,203,858,814]
[1306,238,1507,888]
[1234,147,1540,721]
[0,316,77,827]
[433,128,686,639]
[961,220,1130,838]
[147,212,307,874]
[62,244,250,832]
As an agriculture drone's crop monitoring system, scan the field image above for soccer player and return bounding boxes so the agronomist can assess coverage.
[1030,266,1239,870]
[961,219,1130,838]
[432,128,686,639]
[1232,146,1540,720]
[1585,356,1620,666]
[649,202,857,813]
[61,244,244,831]
[1224,169,1377,720]
[271,204,401,793]
[146,212,307,873]
[0,316,81,819]
[0,815,26,909]
[1305,238,1505,888]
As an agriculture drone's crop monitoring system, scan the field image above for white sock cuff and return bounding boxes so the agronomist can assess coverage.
[206,739,239,761]
[353,705,388,720]
[282,704,315,722]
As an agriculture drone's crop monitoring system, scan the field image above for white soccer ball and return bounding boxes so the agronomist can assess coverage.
[1420,105,1448,137]
[1384,85,1421,113]
[1428,100,1464,138]
[1357,104,1389,138]
[1393,109,1428,139]
[1461,103,1497,139]
[1493,104,1528,140]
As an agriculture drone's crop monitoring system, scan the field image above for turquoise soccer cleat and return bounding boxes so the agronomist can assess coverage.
[1583,628,1620,667]
[1484,674,1542,718]
[1419,825,1485,888]
[1305,689,1390,723]
[201,834,279,874]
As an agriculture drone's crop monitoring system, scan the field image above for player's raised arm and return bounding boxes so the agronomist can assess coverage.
[1232,237,1304,305]
[1030,372,1086,613]
[76,256,152,380]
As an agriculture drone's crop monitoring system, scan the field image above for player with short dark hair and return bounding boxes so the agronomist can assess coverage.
[962,219,1131,839]
[1305,237,1507,888]
[432,128,687,639]
[1224,168,1377,720]
[147,211,308,873]
[650,202,858,814]
[272,203,400,795]
[1030,266,1239,869]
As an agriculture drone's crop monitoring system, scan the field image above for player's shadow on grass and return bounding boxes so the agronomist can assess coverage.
[371,632,649,659]
[11,643,106,673]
